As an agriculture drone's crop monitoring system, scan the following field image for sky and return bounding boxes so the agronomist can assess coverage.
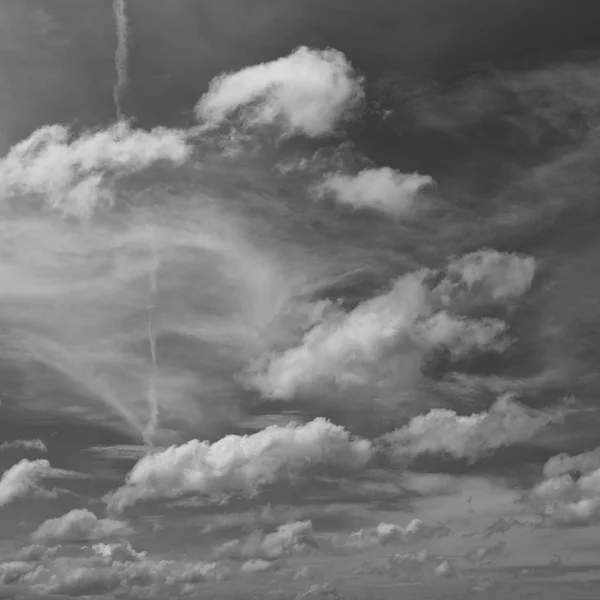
[1,1,600,598]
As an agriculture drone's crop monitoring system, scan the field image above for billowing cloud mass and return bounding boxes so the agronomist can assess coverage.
[105,418,373,512]
[0,438,47,453]
[0,459,84,507]
[532,446,600,526]
[32,509,133,544]
[246,250,534,402]
[381,394,570,463]
[195,46,364,137]
[0,123,191,216]
[314,167,434,217]
[214,520,317,560]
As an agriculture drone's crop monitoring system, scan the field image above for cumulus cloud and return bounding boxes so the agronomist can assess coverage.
[105,418,373,512]
[245,250,533,402]
[92,541,147,564]
[543,447,600,479]
[214,520,317,561]
[0,123,191,217]
[331,518,451,551]
[195,46,364,137]
[0,438,47,453]
[381,394,569,463]
[0,459,84,507]
[240,559,279,575]
[314,167,434,217]
[434,250,536,306]
[245,271,430,399]
[413,311,511,359]
[531,451,600,526]
[32,509,132,544]
[9,552,229,598]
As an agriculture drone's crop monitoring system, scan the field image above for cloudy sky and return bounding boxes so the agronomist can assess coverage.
[1,1,600,598]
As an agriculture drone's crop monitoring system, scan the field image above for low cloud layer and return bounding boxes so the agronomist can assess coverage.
[195,46,364,137]
[105,418,373,512]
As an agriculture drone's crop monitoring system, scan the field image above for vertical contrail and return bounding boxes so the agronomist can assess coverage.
[142,225,160,445]
[112,0,129,121]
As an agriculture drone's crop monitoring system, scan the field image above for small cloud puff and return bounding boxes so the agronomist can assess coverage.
[0,123,191,217]
[214,520,317,561]
[105,418,373,512]
[314,167,434,218]
[381,394,569,463]
[32,509,133,544]
[0,459,84,507]
[195,46,364,138]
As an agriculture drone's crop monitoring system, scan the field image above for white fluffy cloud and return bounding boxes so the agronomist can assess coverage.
[435,250,536,306]
[214,520,317,561]
[195,46,364,137]
[245,250,534,402]
[0,459,84,507]
[381,394,569,463]
[32,509,133,544]
[314,167,434,217]
[0,123,191,217]
[532,447,600,526]
[246,271,430,399]
[105,418,373,512]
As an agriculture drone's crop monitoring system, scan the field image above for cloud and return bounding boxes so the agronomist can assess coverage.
[0,123,191,217]
[31,509,133,544]
[0,438,47,453]
[240,559,279,575]
[105,418,373,512]
[434,250,536,307]
[245,250,533,403]
[195,46,364,137]
[413,311,511,359]
[4,551,230,598]
[465,540,508,564]
[381,394,569,463]
[245,271,430,399]
[92,541,146,564]
[0,459,85,507]
[331,518,451,551]
[0,561,38,585]
[296,582,340,600]
[531,452,600,526]
[214,520,317,561]
[313,167,434,217]
[543,447,600,479]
